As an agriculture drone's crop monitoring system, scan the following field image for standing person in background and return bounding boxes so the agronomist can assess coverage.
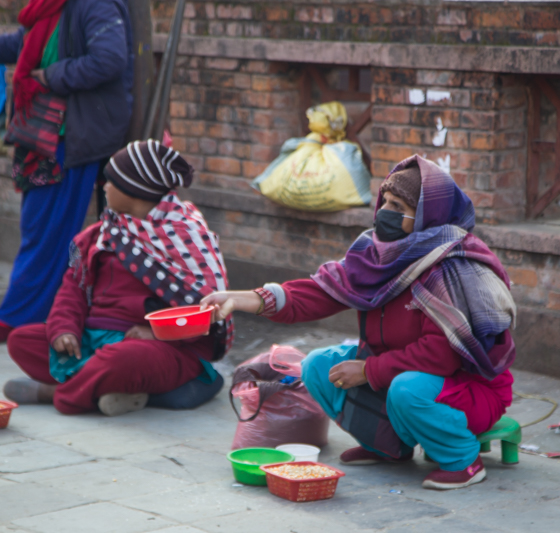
[0,0,134,341]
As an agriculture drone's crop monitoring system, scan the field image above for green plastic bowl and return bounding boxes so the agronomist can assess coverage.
[227,447,295,486]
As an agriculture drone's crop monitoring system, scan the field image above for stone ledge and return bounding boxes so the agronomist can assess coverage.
[183,185,373,228]
[473,223,560,256]
[154,34,560,74]
[186,186,560,255]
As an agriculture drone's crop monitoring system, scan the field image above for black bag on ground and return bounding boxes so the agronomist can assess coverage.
[335,312,411,459]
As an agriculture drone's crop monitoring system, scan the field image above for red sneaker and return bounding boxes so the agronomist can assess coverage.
[340,446,413,465]
[422,455,486,490]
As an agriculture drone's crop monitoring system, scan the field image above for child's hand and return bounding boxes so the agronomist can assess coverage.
[125,325,155,340]
[52,333,82,360]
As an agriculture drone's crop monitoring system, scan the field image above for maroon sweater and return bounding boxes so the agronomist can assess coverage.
[270,278,513,434]
[46,252,214,359]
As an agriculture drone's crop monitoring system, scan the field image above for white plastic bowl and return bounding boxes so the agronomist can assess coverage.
[275,443,320,462]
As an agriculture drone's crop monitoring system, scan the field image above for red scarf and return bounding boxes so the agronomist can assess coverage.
[13,0,67,111]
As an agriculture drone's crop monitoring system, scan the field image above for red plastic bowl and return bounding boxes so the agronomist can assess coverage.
[0,400,18,429]
[144,305,214,341]
[260,461,346,502]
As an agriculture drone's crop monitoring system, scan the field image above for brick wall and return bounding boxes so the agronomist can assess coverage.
[169,57,301,193]
[369,68,528,224]
[151,1,560,48]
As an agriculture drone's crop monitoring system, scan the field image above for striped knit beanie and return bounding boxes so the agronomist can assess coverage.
[104,140,194,202]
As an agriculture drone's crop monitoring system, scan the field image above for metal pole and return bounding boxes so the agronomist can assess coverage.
[127,0,154,142]
[142,0,186,141]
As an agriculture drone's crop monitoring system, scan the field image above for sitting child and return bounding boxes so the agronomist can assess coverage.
[3,140,233,416]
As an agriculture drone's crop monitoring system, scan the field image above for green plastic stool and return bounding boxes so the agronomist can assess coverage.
[423,415,522,465]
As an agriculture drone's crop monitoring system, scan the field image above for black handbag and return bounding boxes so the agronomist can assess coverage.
[335,312,412,459]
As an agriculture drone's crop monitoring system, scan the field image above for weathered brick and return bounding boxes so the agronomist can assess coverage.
[264,6,290,21]
[204,58,240,71]
[296,7,334,24]
[251,144,278,162]
[437,8,467,26]
[372,126,405,144]
[373,87,405,105]
[523,10,560,30]
[207,122,237,139]
[216,106,233,122]
[216,4,252,20]
[508,267,539,288]
[371,69,416,86]
[372,106,411,125]
[547,292,560,311]
[446,130,469,149]
[466,190,495,208]
[240,60,270,74]
[470,132,495,150]
[461,110,496,130]
[226,22,243,37]
[371,143,417,162]
[241,91,272,108]
[206,156,241,175]
[416,70,464,87]
[475,10,521,28]
[170,119,205,137]
[411,109,460,128]
[233,73,252,89]
[199,138,218,155]
[169,101,188,118]
[242,160,269,178]
[426,88,470,108]
[184,2,196,18]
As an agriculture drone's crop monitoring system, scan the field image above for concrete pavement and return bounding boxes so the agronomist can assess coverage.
[1,314,560,533]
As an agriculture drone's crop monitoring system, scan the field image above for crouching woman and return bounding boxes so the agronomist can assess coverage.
[201,155,516,490]
[4,140,233,416]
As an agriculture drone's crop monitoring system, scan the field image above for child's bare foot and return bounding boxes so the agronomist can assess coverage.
[3,377,56,404]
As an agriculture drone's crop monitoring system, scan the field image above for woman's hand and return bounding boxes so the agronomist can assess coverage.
[125,325,155,340]
[52,333,82,360]
[31,69,47,86]
[200,290,262,322]
[328,360,367,390]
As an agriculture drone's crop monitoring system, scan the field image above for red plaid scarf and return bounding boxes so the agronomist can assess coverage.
[70,192,234,359]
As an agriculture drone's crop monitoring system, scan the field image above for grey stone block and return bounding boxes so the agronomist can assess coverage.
[13,502,175,533]
[0,440,91,474]
[0,483,93,524]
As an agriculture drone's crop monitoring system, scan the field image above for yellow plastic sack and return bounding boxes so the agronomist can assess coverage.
[252,102,372,212]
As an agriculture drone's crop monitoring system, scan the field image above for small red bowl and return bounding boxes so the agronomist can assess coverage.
[145,305,214,341]
[0,400,18,429]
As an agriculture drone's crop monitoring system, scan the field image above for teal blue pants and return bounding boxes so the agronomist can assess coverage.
[302,344,480,471]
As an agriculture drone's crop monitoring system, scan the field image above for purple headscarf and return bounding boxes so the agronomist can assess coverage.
[313,155,516,379]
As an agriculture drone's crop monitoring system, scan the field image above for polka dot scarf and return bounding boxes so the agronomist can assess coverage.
[71,191,234,360]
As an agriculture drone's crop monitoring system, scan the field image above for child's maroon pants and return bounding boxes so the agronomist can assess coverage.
[7,324,204,415]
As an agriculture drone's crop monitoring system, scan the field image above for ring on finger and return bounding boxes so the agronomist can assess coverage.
[337,380,344,387]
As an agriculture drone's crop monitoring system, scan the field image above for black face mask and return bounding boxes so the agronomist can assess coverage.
[373,209,411,242]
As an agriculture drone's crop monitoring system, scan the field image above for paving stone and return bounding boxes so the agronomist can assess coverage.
[190,509,346,533]
[12,502,175,533]
[385,516,504,533]
[119,481,277,523]
[46,425,182,458]
[154,527,209,533]
[0,440,91,474]
[0,483,92,524]
[127,445,232,484]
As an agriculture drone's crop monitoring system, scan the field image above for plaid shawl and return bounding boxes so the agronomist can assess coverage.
[70,191,234,360]
[313,155,516,379]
